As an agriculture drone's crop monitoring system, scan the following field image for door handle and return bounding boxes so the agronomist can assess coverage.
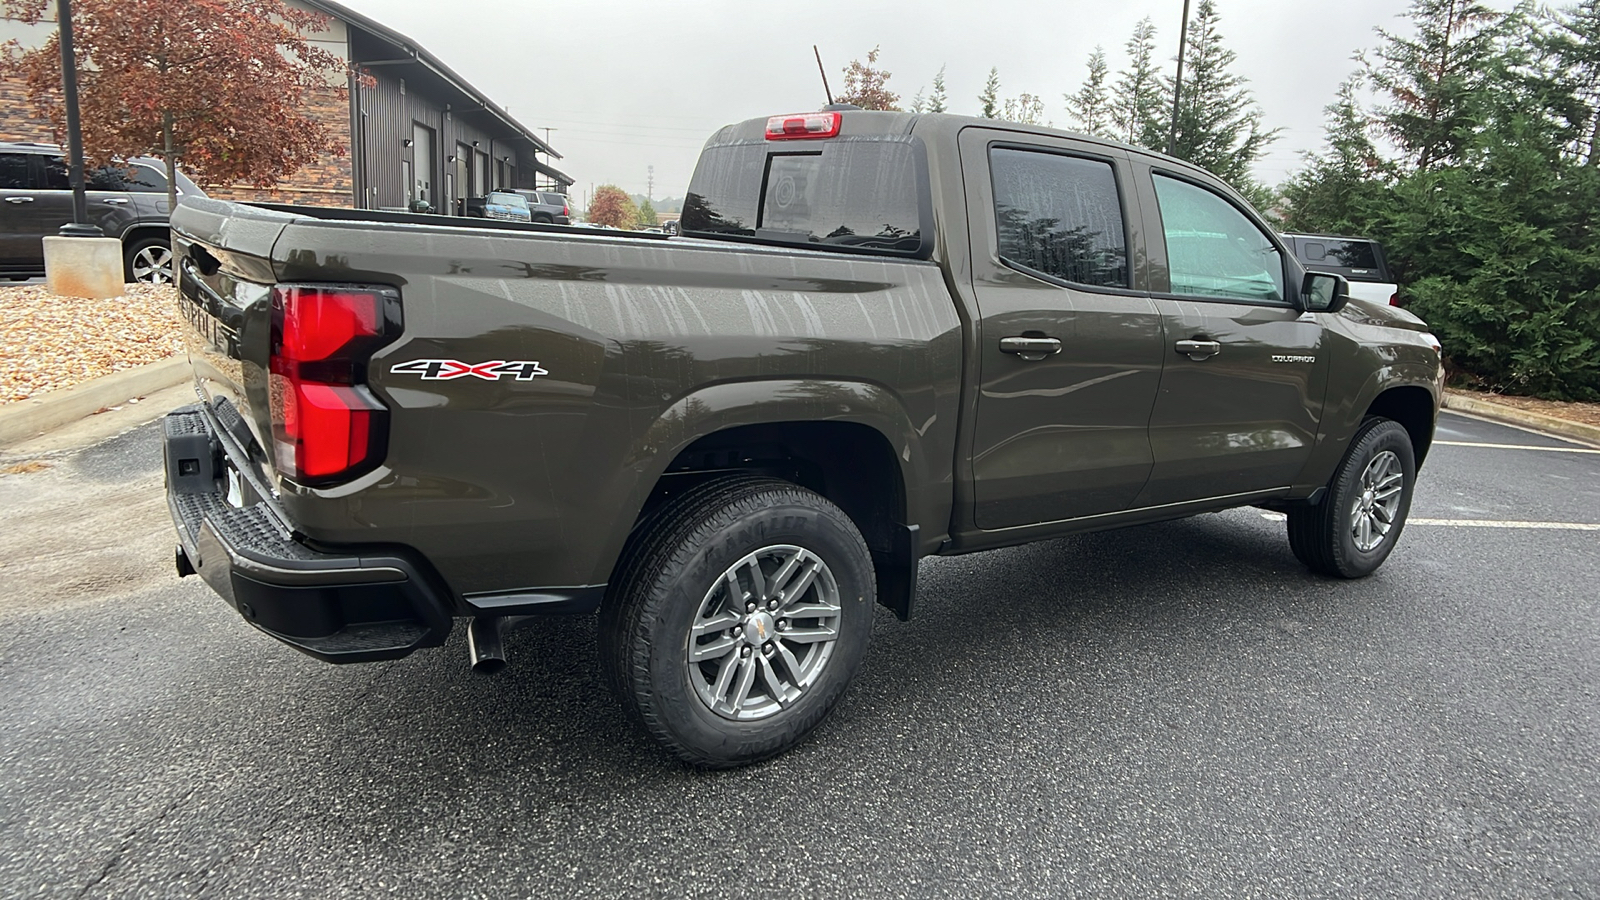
[4,196,33,204]
[1175,339,1221,360]
[104,198,129,205]
[1000,336,1062,361]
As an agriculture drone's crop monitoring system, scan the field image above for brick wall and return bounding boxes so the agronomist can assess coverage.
[2,74,354,207]
[202,85,354,208]
[0,75,61,143]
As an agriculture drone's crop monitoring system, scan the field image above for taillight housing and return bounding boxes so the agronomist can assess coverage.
[765,111,842,140]
[1389,291,1400,306]
[268,285,400,486]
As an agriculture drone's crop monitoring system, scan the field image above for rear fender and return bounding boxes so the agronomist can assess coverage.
[587,378,930,585]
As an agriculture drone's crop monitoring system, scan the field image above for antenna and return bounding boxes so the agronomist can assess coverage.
[813,45,834,106]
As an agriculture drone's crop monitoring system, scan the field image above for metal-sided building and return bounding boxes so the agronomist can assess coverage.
[0,0,572,211]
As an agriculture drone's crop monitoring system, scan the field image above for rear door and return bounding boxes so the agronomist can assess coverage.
[960,127,1166,529]
[1132,160,1329,507]
[0,151,41,274]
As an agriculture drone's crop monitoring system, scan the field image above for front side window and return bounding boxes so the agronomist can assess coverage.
[1153,174,1284,303]
[990,147,1128,288]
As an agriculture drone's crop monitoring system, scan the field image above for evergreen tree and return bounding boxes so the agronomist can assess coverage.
[1000,93,1049,125]
[1548,0,1600,164]
[1111,17,1165,147]
[978,68,1001,118]
[909,89,927,114]
[1163,0,1279,183]
[1279,76,1392,234]
[928,65,950,113]
[1365,0,1506,171]
[1067,46,1112,137]
[638,198,658,228]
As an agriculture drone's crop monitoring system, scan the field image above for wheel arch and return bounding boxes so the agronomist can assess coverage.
[1364,384,1437,467]
[596,378,936,618]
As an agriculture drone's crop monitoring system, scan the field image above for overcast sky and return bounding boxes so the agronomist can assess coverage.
[341,0,1520,204]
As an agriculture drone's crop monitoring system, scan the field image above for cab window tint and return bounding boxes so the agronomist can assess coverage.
[0,153,28,189]
[990,147,1128,288]
[1153,174,1284,303]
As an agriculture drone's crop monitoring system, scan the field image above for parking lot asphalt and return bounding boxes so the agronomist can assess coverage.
[0,411,1596,899]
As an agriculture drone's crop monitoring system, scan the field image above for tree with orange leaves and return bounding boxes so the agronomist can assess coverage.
[586,184,638,230]
[1,0,355,211]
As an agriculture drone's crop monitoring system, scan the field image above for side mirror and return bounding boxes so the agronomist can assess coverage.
[1301,271,1350,314]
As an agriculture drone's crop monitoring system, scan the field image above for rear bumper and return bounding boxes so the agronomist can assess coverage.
[163,405,452,663]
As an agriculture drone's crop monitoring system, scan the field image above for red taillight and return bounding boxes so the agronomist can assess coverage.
[1389,292,1400,306]
[765,111,842,140]
[269,285,396,484]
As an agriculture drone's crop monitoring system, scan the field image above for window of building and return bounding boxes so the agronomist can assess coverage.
[1153,173,1284,303]
[989,147,1128,288]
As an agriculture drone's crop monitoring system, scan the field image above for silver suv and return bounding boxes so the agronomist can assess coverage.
[0,142,205,284]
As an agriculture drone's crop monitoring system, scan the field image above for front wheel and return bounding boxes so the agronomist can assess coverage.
[1288,418,1416,578]
[599,476,875,768]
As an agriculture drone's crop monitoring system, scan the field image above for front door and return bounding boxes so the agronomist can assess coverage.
[961,128,1166,530]
[1133,164,1329,507]
[412,123,434,208]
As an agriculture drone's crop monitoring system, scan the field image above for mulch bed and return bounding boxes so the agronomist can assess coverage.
[0,284,183,404]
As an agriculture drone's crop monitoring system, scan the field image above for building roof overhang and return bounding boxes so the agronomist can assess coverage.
[303,0,573,186]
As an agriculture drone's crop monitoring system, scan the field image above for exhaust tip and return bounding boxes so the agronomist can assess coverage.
[467,617,508,674]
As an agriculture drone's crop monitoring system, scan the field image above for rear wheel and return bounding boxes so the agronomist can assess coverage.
[532,213,553,225]
[1288,418,1416,578]
[599,476,875,768]
[124,237,172,284]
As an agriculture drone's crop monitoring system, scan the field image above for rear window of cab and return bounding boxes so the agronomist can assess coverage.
[681,136,929,257]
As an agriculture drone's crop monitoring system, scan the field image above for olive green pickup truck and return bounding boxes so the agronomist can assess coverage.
[164,110,1443,767]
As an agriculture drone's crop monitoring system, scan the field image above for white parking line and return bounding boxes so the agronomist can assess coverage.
[1257,512,1600,530]
[1408,518,1600,530]
[1435,440,1600,454]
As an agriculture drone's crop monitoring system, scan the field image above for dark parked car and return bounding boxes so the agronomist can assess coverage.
[510,189,571,224]
[1282,232,1399,306]
[0,141,204,283]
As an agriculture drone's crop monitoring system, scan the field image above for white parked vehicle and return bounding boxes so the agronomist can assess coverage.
[1282,233,1400,306]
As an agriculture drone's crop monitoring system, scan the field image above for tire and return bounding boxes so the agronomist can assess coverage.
[1288,417,1416,578]
[532,214,553,225]
[124,237,173,284]
[599,476,875,768]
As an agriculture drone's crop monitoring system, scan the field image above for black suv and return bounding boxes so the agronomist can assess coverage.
[510,189,571,225]
[1,141,205,284]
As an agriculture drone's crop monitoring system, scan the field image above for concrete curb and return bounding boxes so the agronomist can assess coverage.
[1444,391,1600,447]
[0,355,190,448]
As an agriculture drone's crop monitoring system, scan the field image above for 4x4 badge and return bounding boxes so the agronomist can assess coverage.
[389,359,549,381]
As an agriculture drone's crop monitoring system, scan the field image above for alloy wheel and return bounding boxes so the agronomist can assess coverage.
[686,545,842,721]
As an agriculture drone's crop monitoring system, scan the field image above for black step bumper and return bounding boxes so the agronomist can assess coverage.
[163,405,452,663]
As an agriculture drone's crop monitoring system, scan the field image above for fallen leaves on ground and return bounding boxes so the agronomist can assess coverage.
[0,284,183,404]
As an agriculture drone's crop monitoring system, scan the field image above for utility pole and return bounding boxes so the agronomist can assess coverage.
[56,0,98,237]
[1168,0,1193,158]
[647,165,654,201]
[539,127,556,190]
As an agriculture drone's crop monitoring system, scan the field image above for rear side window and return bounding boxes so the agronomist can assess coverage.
[1153,174,1284,303]
[0,153,28,189]
[1296,237,1388,281]
[541,193,566,206]
[683,136,927,256]
[990,147,1128,288]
